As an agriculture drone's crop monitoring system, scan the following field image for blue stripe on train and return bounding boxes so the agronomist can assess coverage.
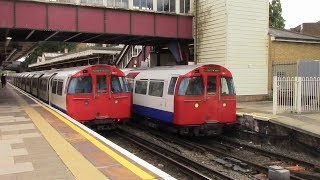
[51,103,67,114]
[133,104,173,123]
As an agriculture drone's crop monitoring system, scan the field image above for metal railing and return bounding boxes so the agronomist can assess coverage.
[273,76,320,114]
[31,0,194,15]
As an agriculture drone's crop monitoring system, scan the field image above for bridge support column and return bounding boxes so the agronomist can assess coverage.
[156,46,161,66]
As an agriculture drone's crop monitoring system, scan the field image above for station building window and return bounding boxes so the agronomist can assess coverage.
[80,0,103,5]
[149,81,164,97]
[180,0,190,14]
[133,0,153,10]
[157,0,175,12]
[107,0,128,8]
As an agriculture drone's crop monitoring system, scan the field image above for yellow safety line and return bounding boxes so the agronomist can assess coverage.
[38,103,155,180]
[13,91,108,180]
[10,84,155,179]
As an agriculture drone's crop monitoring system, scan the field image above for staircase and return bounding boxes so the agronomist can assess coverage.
[116,45,152,68]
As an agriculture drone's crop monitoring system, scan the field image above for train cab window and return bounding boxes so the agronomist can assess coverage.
[178,76,204,96]
[52,80,57,94]
[96,76,107,93]
[111,75,128,93]
[221,77,236,95]
[168,77,177,95]
[68,76,92,94]
[149,81,164,97]
[207,76,217,95]
[127,78,134,92]
[135,80,148,95]
[57,81,63,96]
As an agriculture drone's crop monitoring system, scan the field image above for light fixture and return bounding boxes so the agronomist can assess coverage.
[5,37,12,47]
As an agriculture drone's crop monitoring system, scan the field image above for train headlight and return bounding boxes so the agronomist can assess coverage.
[115,100,119,104]
[195,103,199,108]
[84,100,89,106]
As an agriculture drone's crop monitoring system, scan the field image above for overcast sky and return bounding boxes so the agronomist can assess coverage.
[280,0,320,29]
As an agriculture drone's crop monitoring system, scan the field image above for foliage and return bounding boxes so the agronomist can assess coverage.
[269,0,286,29]
[20,42,77,71]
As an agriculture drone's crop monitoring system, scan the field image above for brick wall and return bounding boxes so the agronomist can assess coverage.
[268,38,320,94]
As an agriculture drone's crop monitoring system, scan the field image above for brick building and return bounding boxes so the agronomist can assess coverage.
[291,21,320,37]
[268,28,320,94]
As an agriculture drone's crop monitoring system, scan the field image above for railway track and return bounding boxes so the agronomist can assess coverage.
[115,129,233,180]
[124,123,319,180]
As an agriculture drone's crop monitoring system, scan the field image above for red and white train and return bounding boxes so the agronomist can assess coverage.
[124,64,237,136]
[9,65,131,129]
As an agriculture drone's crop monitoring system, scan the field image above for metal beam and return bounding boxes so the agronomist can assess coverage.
[44,31,59,41]
[25,30,35,40]
[5,48,17,62]
[64,33,82,42]
[81,34,103,43]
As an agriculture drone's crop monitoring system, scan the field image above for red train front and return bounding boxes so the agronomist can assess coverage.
[174,65,236,135]
[65,65,131,129]
[126,64,236,136]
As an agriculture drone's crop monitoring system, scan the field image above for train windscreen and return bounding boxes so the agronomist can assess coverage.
[111,75,129,93]
[221,76,236,95]
[178,76,204,96]
[68,76,92,94]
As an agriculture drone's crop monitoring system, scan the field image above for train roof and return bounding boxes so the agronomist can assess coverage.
[124,64,230,80]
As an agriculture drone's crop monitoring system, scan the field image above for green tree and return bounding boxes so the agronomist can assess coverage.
[269,0,286,29]
[20,42,77,71]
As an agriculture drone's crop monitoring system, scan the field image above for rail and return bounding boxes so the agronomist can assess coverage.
[273,76,320,114]
[115,129,233,180]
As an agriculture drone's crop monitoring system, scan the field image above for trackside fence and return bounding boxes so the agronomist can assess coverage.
[273,76,320,114]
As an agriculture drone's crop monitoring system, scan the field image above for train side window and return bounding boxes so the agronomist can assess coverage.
[149,81,164,97]
[32,78,37,89]
[168,77,177,95]
[52,80,57,94]
[57,81,63,96]
[221,77,236,95]
[96,76,107,93]
[135,80,148,95]
[178,76,204,96]
[68,76,92,94]
[207,76,217,95]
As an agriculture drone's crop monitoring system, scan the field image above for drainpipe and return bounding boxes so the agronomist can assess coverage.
[194,0,197,64]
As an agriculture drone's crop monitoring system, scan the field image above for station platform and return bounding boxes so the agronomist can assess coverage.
[0,84,173,180]
[237,101,320,139]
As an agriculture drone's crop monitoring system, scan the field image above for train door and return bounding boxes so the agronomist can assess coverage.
[165,75,178,122]
[109,75,131,118]
[204,75,219,122]
[92,74,109,118]
[217,76,236,123]
[48,74,58,105]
